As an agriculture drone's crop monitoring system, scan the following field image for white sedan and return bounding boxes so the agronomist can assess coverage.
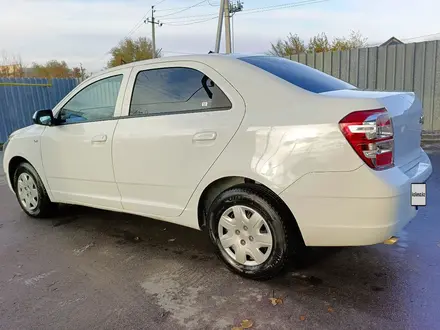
[2,54,432,279]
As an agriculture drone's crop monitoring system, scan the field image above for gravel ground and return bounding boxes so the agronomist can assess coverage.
[1,152,440,330]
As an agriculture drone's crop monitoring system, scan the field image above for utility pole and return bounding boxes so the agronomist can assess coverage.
[229,1,243,53]
[214,0,225,53]
[145,6,162,59]
[224,0,232,53]
[214,0,242,53]
[151,7,156,58]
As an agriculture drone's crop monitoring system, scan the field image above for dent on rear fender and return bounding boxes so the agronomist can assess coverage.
[245,123,364,190]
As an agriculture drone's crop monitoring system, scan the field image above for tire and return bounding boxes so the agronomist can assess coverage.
[13,162,57,218]
[207,184,303,280]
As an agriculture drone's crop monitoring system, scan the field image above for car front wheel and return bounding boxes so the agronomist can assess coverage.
[13,162,56,218]
[207,184,301,280]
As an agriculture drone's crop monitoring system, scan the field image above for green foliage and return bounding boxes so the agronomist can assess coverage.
[107,37,161,68]
[270,31,368,56]
[308,32,331,53]
[269,33,306,57]
[331,31,368,51]
[31,60,88,79]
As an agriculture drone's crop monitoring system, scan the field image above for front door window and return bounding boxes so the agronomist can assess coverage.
[58,75,123,124]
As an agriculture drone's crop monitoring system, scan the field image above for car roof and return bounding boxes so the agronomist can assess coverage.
[93,53,271,77]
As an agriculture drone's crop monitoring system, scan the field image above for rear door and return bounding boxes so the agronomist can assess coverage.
[112,61,245,217]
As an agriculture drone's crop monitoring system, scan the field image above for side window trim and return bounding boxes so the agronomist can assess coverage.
[125,105,233,119]
[52,68,132,125]
[126,65,233,118]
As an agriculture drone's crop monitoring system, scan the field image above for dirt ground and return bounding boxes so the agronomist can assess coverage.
[1,152,440,330]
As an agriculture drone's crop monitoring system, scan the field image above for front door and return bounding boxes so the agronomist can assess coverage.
[41,70,130,210]
[112,61,245,217]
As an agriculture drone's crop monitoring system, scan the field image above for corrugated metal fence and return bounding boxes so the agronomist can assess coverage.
[288,40,440,132]
[2,42,440,142]
[0,78,79,142]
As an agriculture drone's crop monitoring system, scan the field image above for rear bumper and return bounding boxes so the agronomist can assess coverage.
[280,150,432,247]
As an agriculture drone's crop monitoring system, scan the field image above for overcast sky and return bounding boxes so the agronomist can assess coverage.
[1,0,439,73]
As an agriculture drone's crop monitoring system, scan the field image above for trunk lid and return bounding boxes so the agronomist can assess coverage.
[322,90,423,168]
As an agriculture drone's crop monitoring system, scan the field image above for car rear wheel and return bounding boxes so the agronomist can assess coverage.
[13,162,57,218]
[207,184,302,280]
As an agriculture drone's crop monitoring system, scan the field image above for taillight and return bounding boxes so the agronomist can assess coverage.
[339,108,394,170]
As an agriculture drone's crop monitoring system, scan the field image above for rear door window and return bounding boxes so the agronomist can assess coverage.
[239,56,356,93]
[129,67,232,116]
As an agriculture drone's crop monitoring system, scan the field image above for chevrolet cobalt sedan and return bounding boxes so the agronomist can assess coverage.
[2,54,432,279]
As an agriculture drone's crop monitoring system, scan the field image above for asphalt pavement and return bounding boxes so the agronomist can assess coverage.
[1,152,439,330]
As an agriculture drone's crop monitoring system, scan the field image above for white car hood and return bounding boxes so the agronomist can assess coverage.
[9,125,36,139]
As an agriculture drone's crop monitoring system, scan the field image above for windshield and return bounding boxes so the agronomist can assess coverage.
[239,56,356,94]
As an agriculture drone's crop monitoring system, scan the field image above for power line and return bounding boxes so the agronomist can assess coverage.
[91,0,330,66]
[125,0,167,38]
[238,0,330,15]
[156,2,219,12]
[126,21,147,38]
[89,0,166,67]
[157,0,209,18]
[160,0,328,23]
[159,13,218,21]
[164,16,218,26]
[162,1,328,28]
[208,0,219,6]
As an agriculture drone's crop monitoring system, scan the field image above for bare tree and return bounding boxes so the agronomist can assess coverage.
[0,51,24,77]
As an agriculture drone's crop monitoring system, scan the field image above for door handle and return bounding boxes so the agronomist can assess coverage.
[91,134,107,143]
[193,131,217,142]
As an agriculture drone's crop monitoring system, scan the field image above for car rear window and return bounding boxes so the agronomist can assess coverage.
[239,56,356,93]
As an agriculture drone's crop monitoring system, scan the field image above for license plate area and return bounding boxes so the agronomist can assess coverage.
[411,183,426,207]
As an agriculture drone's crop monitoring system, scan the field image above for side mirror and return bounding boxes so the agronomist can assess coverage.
[32,109,54,126]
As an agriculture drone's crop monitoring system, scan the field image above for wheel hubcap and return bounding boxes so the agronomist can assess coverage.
[17,173,39,211]
[218,205,273,266]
